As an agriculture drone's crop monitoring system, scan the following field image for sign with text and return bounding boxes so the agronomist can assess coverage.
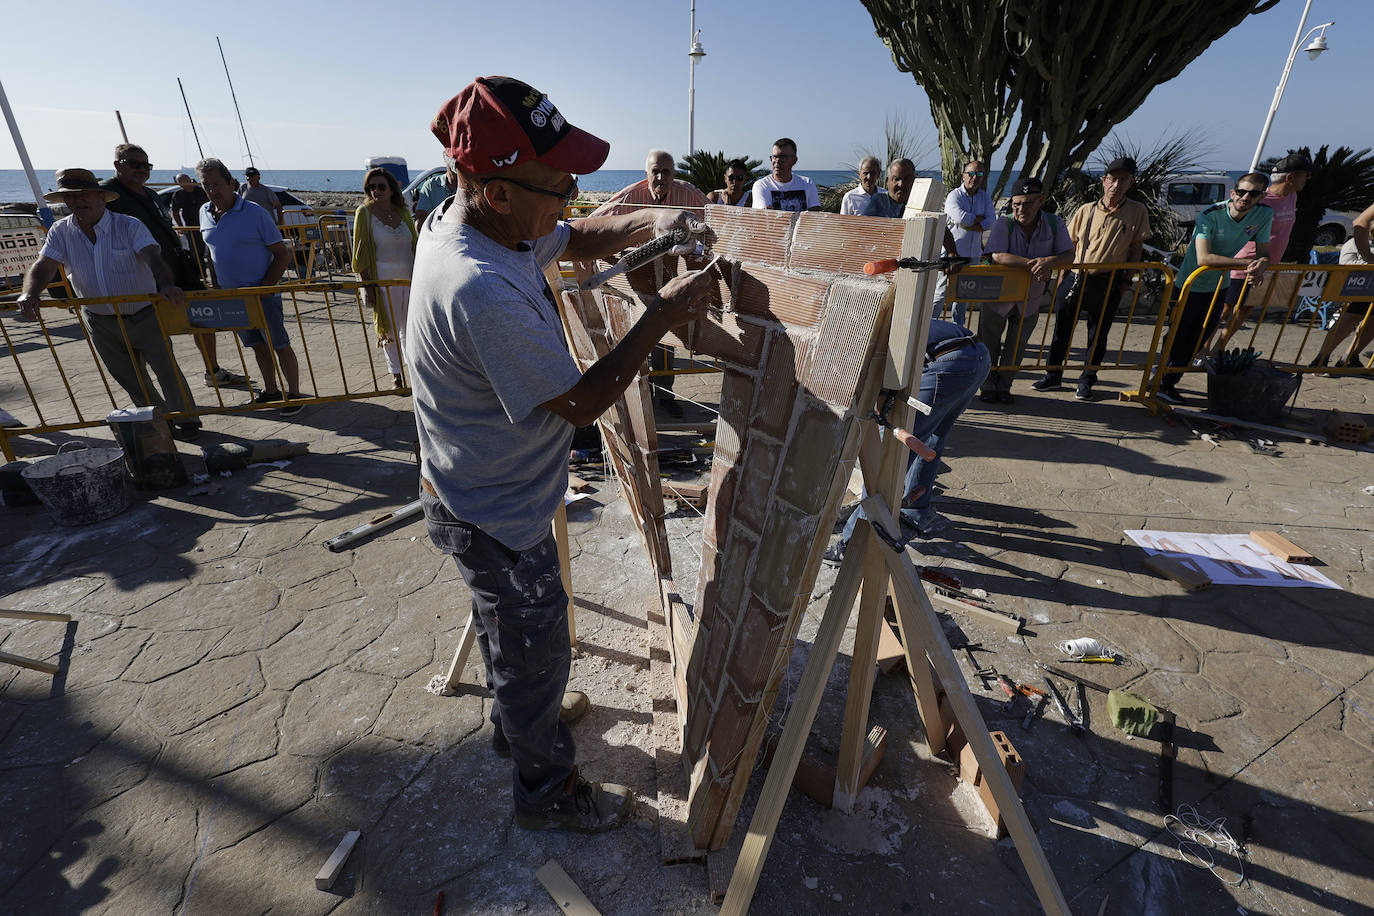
[955,274,1005,300]
[187,297,252,329]
[0,227,45,279]
[952,268,1030,303]
[1335,269,1374,300]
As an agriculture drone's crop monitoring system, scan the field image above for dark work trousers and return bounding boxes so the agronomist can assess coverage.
[1045,272,1126,381]
[422,491,575,813]
[1160,289,1225,390]
[976,307,1039,395]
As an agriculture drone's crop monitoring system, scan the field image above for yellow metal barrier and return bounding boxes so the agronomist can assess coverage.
[946,261,1178,395]
[0,278,412,461]
[1140,261,1374,410]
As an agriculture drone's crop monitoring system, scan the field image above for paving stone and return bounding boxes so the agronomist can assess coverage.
[280,667,394,758]
[122,627,230,684]
[350,533,444,600]
[370,667,484,750]
[345,619,434,680]
[1086,612,1200,674]
[235,518,317,559]
[163,689,288,779]
[0,575,103,613]
[1239,699,1370,815]
[138,654,261,737]
[124,576,282,632]
[200,752,318,853]
[0,680,144,767]
[318,734,434,824]
[259,598,393,691]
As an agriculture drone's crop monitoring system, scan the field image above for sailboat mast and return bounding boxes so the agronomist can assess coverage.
[216,36,255,168]
[178,78,204,159]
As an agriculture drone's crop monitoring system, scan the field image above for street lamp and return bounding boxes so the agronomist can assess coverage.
[1249,0,1334,171]
[688,1,706,155]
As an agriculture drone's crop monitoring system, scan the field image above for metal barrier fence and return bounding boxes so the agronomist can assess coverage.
[173,215,354,287]
[943,261,1178,390]
[1139,262,1374,407]
[0,279,411,461]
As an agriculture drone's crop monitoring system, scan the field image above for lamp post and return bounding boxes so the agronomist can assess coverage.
[688,1,706,155]
[1249,0,1334,171]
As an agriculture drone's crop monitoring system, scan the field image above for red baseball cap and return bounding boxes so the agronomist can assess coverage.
[432,76,610,176]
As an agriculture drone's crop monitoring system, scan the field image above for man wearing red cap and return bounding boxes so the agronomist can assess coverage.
[408,77,714,833]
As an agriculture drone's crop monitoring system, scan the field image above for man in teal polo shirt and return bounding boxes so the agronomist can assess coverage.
[1156,171,1273,403]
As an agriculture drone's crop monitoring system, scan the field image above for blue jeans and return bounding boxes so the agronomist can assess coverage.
[841,339,991,545]
[422,491,574,812]
[236,293,291,349]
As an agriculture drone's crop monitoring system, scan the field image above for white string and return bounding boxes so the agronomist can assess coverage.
[1164,804,1247,887]
[648,380,721,417]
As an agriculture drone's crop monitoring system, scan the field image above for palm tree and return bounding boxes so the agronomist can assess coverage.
[818,113,934,213]
[1260,145,1374,259]
[676,151,763,197]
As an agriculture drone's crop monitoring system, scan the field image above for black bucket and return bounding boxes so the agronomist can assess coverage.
[1206,362,1300,425]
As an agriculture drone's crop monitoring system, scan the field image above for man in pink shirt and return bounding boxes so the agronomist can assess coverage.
[1206,151,1311,355]
[593,151,708,415]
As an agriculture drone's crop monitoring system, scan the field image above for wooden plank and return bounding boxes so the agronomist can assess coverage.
[1141,554,1212,592]
[884,214,941,389]
[1249,530,1316,564]
[1167,408,1327,443]
[0,650,60,675]
[441,613,479,692]
[0,609,73,622]
[865,495,1069,916]
[647,599,702,864]
[718,522,868,916]
[314,829,360,890]
[535,860,601,916]
[929,591,1025,633]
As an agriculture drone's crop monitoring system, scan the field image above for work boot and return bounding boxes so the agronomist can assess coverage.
[1031,373,1063,392]
[514,769,634,833]
[492,690,592,758]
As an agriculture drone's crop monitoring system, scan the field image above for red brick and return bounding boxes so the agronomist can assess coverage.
[775,396,845,514]
[733,265,829,328]
[751,499,819,617]
[748,336,801,440]
[733,436,781,536]
[806,276,890,408]
[725,595,788,689]
[708,205,793,267]
[704,681,758,777]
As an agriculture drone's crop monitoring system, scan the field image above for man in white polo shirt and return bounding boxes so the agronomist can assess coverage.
[17,168,200,438]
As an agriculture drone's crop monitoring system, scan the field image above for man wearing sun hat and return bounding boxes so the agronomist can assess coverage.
[16,168,201,438]
[408,76,714,833]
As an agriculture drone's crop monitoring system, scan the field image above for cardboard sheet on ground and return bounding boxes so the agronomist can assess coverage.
[1125,530,1340,589]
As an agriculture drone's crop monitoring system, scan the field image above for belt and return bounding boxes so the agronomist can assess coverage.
[420,475,439,498]
[926,335,977,361]
[85,306,151,319]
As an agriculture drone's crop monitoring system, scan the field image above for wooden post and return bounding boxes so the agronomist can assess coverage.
[554,500,576,645]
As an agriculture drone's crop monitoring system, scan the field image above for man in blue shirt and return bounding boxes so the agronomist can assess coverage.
[1155,172,1272,404]
[942,160,997,324]
[862,159,916,219]
[196,157,304,415]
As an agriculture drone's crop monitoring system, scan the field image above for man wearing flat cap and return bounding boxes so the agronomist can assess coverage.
[17,169,201,438]
[1034,156,1150,401]
[408,76,714,833]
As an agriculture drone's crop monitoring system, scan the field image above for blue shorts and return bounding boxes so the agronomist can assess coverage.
[237,293,291,349]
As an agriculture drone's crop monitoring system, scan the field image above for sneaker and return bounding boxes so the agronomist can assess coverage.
[514,770,634,834]
[1075,378,1095,401]
[822,541,846,566]
[1031,374,1064,392]
[1155,387,1183,406]
[205,366,248,387]
[171,421,203,442]
[909,508,949,538]
[392,373,405,391]
[280,392,306,418]
[252,389,283,405]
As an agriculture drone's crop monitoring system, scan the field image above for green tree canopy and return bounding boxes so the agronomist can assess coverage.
[861,1,1279,197]
[675,151,763,196]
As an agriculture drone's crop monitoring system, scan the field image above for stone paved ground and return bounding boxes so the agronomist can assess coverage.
[1,338,1372,914]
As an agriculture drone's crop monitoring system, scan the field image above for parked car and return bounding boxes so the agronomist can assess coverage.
[1160,173,1233,233]
[1312,211,1355,248]
[403,166,446,213]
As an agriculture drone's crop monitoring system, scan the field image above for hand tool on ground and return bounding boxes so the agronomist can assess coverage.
[1021,692,1049,730]
[1058,656,1118,664]
[580,226,703,290]
[1157,711,1176,814]
[1038,662,1115,696]
[1042,675,1084,735]
[957,642,995,690]
[323,499,422,552]
[864,254,971,275]
[1075,680,1089,732]
[997,674,1019,713]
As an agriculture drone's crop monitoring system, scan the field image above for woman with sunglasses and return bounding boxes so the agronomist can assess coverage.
[352,167,418,389]
[706,159,753,206]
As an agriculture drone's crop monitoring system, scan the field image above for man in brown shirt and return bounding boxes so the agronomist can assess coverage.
[1034,156,1150,400]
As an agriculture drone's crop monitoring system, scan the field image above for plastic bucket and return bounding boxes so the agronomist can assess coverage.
[20,443,132,525]
[1206,363,1300,426]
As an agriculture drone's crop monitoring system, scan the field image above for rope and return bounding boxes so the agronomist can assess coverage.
[1164,804,1247,887]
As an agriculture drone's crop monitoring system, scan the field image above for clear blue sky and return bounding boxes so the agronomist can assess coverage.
[1,0,1365,175]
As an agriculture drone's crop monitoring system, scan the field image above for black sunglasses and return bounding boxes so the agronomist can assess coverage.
[366,183,390,191]
[965,170,986,177]
[726,173,747,182]
[120,159,153,169]
[1233,187,1265,199]
[481,175,579,203]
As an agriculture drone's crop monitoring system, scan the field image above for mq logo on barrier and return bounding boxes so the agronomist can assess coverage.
[188,297,252,329]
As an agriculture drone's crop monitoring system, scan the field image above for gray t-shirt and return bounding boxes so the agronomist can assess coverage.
[240,184,280,217]
[406,200,581,551]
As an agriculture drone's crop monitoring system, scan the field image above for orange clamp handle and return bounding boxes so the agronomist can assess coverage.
[864,259,899,275]
[892,426,937,461]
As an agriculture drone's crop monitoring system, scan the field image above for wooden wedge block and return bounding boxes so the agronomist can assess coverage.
[1249,530,1315,564]
[1142,554,1211,591]
[0,650,60,675]
[876,618,905,674]
[0,609,73,622]
[929,591,1024,633]
[567,473,593,492]
[536,860,601,915]
[314,830,360,890]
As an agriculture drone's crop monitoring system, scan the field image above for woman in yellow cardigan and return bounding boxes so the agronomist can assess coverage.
[352,168,418,389]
